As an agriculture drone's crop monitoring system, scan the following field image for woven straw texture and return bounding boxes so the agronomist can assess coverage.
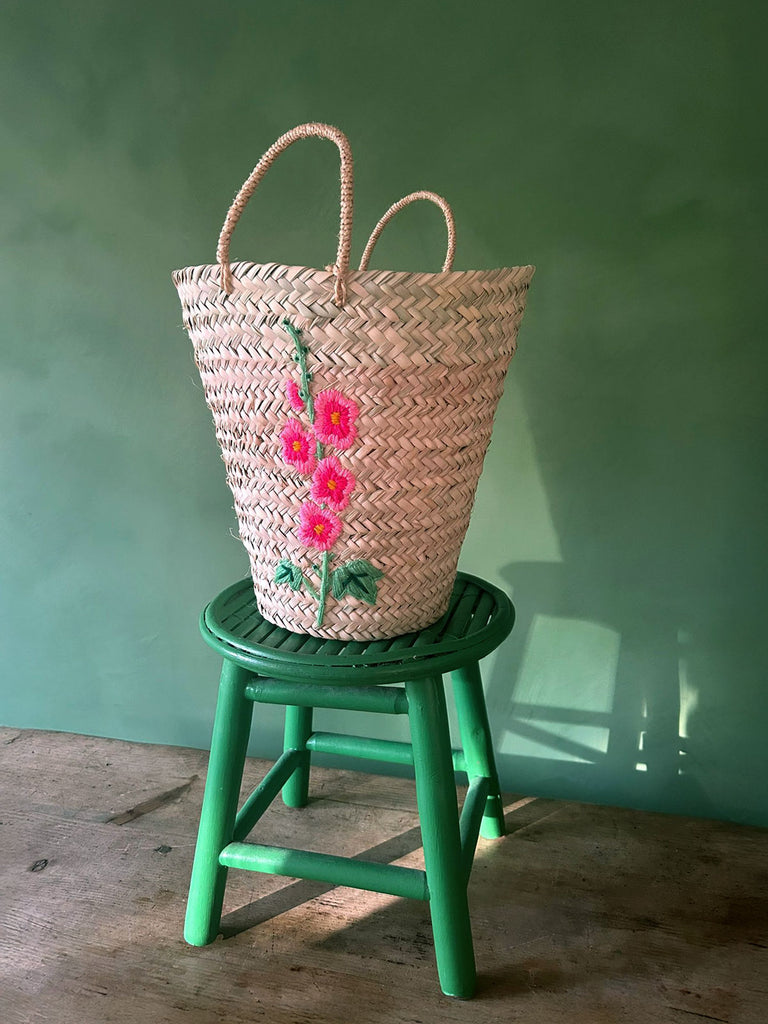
[172,124,534,640]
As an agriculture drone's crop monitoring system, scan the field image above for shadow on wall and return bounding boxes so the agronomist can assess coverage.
[491,560,708,819]
[484,292,768,827]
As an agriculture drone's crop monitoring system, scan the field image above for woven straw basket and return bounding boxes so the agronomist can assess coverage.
[173,123,534,640]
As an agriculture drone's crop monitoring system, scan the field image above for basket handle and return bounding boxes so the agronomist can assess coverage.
[216,122,354,305]
[358,190,456,272]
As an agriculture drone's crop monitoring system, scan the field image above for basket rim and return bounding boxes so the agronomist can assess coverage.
[171,259,535,286]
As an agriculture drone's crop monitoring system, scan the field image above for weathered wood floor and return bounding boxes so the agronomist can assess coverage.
[1,728,766,1024]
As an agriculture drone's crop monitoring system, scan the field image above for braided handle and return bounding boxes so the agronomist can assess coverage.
[217,122,354,305]
[359,190,456,272]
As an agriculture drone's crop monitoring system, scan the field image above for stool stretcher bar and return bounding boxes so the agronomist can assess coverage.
[459,776,490,884]
[305,730,467,773]
[233,749,304,842]
[219,841,429,901]
[245,679,409,715]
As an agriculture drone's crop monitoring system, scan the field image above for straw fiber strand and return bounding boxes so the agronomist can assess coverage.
[173,259,533,639]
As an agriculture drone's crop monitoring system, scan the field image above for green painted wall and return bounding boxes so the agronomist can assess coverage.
[2,2,766,826]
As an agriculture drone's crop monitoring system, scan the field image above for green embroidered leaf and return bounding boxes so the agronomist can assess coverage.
[347,576,378,604]
[331,565,349,599]
[274,558,304,591]
[274,560,292,584]
[331,559,384,605]
[346,559,384,581]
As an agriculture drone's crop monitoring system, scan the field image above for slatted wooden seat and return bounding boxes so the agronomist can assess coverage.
[185,571,514,999]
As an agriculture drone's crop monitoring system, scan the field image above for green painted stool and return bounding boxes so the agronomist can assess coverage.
[185,571,514,999]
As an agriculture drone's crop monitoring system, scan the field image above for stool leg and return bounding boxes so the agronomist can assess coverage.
[451,661,506,839]
[406,674,476,999]
[282,704,313,808]
[184,659,254,946]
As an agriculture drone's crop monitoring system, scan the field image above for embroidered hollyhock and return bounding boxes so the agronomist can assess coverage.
[279,419,316,475]
[314,389,359,450]
[285,378,305,412]
[297,502,342,552]
[310,456,355,512]
[274,320,384,627]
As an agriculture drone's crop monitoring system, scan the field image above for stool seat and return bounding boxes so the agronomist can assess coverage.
[201,571,514,683]
[185,571,514,999]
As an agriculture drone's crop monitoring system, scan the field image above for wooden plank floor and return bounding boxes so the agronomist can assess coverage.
[1,728,766,1024]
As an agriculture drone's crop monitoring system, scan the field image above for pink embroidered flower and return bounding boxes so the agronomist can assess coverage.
[314,389,359,450]
[280,419,316,475]
[297,502,342,552]
[285,379,305,412]
[310,456,355,512]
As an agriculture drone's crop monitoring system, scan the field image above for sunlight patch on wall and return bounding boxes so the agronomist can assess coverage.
[461,378,563,568]
[677,628,698,740]
[500,614,621,762]
[677,628,697,776]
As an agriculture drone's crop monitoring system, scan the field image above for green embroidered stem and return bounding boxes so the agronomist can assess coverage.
[282,318,323,460]
[316,550,330,626]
